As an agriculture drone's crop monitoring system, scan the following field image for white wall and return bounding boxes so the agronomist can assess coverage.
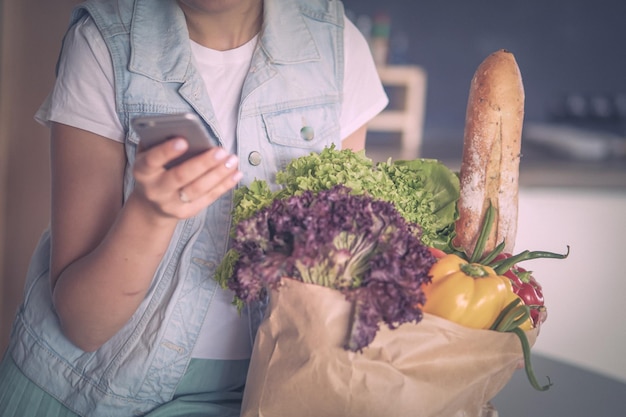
[516,187,626,383]
[0,0,75,353]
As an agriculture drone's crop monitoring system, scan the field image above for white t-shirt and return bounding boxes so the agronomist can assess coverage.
[36,15,388,360]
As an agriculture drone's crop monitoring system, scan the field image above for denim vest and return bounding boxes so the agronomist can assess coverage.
[8,0,344,415]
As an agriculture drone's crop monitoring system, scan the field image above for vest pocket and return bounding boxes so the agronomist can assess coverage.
[262,103,340,149]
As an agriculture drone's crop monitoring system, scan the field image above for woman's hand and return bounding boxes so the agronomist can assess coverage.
[131,137,242,220]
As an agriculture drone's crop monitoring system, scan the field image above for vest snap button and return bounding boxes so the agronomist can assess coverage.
[300,126,315,141]
[248,151,262,166]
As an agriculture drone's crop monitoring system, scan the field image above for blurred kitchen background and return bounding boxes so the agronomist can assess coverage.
[345,0,626,164]
[1,0,625,415]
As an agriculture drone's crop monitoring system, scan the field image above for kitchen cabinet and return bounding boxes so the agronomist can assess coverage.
[516,187,626,384]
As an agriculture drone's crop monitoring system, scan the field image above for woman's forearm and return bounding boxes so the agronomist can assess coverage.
[52,194,179,352]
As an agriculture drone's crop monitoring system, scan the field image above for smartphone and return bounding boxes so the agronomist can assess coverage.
[132,113,217,169]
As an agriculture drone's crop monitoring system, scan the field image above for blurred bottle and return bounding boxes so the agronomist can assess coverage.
[370,12,391,67]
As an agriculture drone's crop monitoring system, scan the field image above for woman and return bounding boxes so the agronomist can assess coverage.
[0,0,388,415]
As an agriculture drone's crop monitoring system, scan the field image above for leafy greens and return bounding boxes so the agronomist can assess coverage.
[228,145,459,249]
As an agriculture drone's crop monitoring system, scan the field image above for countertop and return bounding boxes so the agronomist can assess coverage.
[365,138,626,190]
[492,353,626,417]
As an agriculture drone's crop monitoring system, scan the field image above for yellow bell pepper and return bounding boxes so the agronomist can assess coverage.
[422,254,518,330]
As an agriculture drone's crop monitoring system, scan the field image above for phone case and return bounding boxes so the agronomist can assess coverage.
[132,113,217,168]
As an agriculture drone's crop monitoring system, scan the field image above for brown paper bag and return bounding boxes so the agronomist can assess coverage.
[241,279,537,417]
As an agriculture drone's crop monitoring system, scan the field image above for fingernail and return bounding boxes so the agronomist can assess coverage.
[224,155,238,169]
[214,148,228,160]
[172,139,188,150]
[232,171,243,182]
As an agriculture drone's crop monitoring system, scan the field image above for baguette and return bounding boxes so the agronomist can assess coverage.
[453,49,525,257]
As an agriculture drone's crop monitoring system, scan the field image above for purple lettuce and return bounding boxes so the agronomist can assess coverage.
[227,185,435,351]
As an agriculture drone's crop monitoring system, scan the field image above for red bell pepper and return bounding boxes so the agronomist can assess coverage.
[493,253,547,326]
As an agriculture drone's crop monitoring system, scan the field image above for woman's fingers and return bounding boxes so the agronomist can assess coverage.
[134,137,189,174]
[174,153,240,204]
[132,140,241,219]
[165,147,229,187]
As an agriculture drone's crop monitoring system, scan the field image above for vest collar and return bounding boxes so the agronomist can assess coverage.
[259,0,320,64]
[128,0,191,82]
[128,0,321,82]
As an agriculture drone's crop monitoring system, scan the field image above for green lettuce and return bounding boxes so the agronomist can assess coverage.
[217,146,460,289]
[377,158,459,248]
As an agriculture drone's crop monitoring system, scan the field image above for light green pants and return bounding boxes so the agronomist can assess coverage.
[0,354,249,417]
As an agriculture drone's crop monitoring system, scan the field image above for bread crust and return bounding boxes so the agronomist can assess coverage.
[453,49,525,257]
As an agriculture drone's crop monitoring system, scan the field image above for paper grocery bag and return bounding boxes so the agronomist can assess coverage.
[241,279,537,417]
